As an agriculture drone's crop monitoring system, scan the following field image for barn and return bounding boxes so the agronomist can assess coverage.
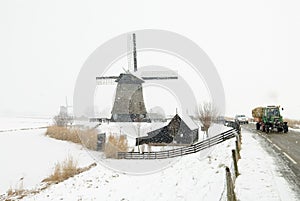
[136,114,199,146]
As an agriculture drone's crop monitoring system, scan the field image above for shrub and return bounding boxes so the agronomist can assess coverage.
[104,135,128,158]
[5,178,26,199]
[43,156,78,184]
[79,129,98,150]
[45,126,97,150]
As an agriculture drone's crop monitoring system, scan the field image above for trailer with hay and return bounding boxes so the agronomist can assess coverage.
[252,106,288,133]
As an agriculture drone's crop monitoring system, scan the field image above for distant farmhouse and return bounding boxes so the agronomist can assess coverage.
[136,114,199,145]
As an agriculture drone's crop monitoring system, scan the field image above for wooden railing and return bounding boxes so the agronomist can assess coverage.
[117,128,239,159]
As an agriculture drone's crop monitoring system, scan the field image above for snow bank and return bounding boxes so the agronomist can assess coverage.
[0,128,95,194]
[21,131,236,201]
[288,127,300,133]
[235,129,298,201]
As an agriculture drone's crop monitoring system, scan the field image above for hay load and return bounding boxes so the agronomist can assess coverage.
[252,107,264,118]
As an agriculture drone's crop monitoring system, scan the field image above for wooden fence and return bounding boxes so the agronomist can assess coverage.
[224,125,242,201]
[117,128,239,159]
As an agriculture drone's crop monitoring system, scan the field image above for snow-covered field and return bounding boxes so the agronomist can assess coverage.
[21,134,236,201]
[0,118,95,195]
[0,117,52,131]
[0,118,298,200]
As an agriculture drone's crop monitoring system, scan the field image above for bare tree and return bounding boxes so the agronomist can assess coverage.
[53,115,68,127]
[53,106,74,127]
[53,114,73,127]
[197,102,218,137]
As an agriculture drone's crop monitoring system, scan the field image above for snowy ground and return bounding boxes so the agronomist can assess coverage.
[0,117,52,131]
[288,127,300,132]
[235,129,298,201]
[0,118,95,195]
[1,118,298,200]
[21,136,236,201]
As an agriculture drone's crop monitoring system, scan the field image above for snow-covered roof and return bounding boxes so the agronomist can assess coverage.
[180,113,199,130]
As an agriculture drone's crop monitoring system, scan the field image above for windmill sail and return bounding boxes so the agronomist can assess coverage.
[127,34,133,72]
[96,76,119,85]
[133,33,137,72]
[140,70,178,80]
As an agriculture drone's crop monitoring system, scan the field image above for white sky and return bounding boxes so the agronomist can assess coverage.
[1,0,300,119]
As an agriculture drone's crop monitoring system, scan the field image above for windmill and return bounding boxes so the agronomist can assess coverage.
[59,97,73,117]
[96,33,178,122]
[56,96,74,126]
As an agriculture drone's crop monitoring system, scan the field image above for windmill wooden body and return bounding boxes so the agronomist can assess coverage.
[96,33,178,122]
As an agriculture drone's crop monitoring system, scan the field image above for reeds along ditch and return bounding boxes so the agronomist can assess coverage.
[104,135,128,158]
[45,126,98,150]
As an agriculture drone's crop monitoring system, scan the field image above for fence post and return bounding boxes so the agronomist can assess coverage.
[238,129,242,145]
[236,122,241,134]
[236,135,241,151]
[232,149,239,177]
[235,140,241,159]
[225,167,237,201]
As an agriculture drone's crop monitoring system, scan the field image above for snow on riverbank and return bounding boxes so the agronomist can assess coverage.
[21,135,236,201]
[0,117,52,131]
[0,126,95,195]
[235,129,298,201]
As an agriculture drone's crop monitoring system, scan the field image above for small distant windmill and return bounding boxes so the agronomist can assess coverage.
[56,97,74,126]
[59,97,72,116]
[96,33,178,122]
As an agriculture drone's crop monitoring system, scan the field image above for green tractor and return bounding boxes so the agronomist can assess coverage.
[252,106,288,133]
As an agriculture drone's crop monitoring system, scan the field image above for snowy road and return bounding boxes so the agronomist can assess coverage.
[242,124,300,195]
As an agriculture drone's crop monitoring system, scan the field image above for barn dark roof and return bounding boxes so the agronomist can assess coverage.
[136,114,199,145]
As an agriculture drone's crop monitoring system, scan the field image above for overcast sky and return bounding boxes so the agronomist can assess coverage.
[1,0,300,119]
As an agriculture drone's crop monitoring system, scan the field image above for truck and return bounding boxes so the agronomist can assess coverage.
[252,106,288,133]
[235,114,249,124]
